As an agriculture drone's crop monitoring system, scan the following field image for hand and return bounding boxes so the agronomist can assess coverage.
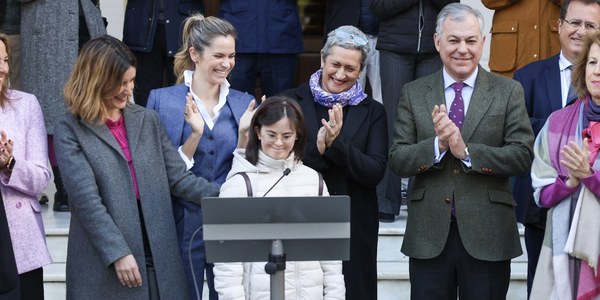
[237,97,259,148]
[0,130,14,168]
[114,254,142,288]
[448,131,467,160]
[239,98,259,136]
[319,103,343,148]
[184,93,204,137]
[317,126,327,154]
[432,105,457,153]
[560,138,593,186]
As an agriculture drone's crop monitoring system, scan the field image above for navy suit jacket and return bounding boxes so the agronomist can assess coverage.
[513,54,563,137]
[512,54,563,226]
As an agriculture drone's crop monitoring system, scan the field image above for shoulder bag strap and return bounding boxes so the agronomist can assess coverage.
[234,172,253,196]
[318,172,324,196]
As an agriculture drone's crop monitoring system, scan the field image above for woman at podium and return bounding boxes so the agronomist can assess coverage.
[214,96,345,299]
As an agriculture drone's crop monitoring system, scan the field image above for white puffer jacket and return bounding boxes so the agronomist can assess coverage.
[214,149,345,300]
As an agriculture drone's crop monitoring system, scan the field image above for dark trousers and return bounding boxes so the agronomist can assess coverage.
[173,202,217,300]
[138,202,159,299]
[524,225,545,298]
[377,50,442,215]
[132,23,176,107]
[19,268,44,300]
[409,222,511,300]
[0,192,20,300]
[227,53,297,98]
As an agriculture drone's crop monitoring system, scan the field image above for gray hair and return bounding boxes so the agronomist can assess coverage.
[435,3,485,37]
[322,25,369,71]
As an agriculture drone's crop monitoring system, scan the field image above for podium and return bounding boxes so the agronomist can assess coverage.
[201,195,350,300]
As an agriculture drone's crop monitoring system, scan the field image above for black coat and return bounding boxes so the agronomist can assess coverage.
[0,192,20,300]
[281,82,388,300]
[371,0,458,54]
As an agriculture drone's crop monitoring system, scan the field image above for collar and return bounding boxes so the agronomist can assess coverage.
[559,51,574,72]
[183,70,230,118]
[442,67,478,89]
[257,150,297,173]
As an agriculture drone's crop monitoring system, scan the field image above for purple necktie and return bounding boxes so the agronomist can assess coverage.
[449,82,465,129]
[449,82,465,220]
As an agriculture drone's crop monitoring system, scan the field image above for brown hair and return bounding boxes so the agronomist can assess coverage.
[245,96,307,165]
[173,14,236,84]
[572,30,600,100]
[0,34,10,108]
[63,35,136,124]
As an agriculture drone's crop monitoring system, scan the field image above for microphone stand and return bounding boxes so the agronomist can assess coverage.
[262,168,291,300]
[265,240,285,300]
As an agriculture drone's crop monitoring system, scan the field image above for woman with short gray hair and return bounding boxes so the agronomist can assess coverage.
[281,25,388,300]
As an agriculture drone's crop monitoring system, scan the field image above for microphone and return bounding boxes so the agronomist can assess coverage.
[262,168,291,197]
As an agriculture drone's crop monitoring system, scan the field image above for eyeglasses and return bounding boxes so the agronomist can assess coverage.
[260,132,297,144]
[334,29,368,46]
[562,18,600,31]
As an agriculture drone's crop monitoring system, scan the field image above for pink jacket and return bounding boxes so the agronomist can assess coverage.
[0,89,52,274]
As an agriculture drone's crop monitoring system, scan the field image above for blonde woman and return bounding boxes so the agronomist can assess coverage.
[147,14,255,300]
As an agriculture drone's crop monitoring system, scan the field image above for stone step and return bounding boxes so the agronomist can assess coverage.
[42,205,529,299]
[44,260,528,299]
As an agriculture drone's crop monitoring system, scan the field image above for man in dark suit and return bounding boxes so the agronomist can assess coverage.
[388,3,534,299]
[512,0,600,296]
[122,0,204,107]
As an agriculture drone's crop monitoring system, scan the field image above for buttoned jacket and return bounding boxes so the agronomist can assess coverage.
[147,83,254,185]
[512,54,563,226]
[482,0,562,77]
[0,90,52,274]
[389,67,534,261]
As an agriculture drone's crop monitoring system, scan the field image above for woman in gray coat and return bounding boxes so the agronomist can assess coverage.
[54,35,219,300]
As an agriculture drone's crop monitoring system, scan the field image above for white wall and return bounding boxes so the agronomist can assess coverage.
[100,0,494,68]
[99,1,126,40]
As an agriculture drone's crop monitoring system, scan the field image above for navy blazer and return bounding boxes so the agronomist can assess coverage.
[219,0,303,54]
[513,54,563,136]
[512,54,562,226]
[123,0,203,55]
[147,84,252,151]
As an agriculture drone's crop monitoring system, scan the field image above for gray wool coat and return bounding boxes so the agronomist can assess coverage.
[54,105,220,300]
[20,0,106,134]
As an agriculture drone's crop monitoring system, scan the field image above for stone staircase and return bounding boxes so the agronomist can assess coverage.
[42,206,528,300]
[376,209,528,300]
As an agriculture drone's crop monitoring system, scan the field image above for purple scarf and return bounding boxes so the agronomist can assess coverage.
[308,69,367,108]
[548,97,600,174]
[547,98,585,175]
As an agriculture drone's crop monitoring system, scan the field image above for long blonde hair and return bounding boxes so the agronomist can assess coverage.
[173,14,236,83]
[63,35,136,124]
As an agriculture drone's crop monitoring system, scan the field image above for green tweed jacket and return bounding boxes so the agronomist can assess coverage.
[389,66,534,261]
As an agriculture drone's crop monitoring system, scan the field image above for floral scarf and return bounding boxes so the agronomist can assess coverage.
[308,69,367,108]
